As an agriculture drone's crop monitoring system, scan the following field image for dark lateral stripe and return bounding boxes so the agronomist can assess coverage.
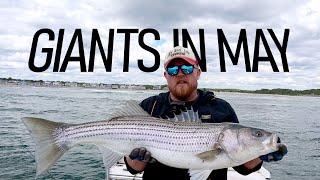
[64,116,209,131]
[66,127,213,140]
[69,131,212,152]
[64,125,215,138]
[64,118,212,133]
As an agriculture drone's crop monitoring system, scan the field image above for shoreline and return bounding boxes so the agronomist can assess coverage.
[1,84,319,97]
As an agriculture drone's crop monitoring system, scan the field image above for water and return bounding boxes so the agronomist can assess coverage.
[0,86,319,180]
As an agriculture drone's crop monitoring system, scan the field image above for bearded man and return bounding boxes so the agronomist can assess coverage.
[124,46,286,180]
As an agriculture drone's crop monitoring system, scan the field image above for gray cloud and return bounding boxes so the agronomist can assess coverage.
[0,0,319,89]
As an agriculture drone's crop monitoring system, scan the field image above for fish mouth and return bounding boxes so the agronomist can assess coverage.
[273,134,280,144]
[271,134,287,152]
[268,134,280,150]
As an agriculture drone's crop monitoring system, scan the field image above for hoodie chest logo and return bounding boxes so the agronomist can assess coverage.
[201,114,212,120]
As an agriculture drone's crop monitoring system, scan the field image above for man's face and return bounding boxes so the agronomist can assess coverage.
[164,59,201,101]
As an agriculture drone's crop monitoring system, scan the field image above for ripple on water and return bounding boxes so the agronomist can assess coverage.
[0,107,25,112]
[1,87,319,180]
[40,109,60,113]
[310,137,320,142]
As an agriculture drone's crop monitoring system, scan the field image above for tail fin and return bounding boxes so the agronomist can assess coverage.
[22,117,68,176]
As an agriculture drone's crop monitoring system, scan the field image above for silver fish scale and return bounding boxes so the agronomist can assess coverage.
[59,116,224,152]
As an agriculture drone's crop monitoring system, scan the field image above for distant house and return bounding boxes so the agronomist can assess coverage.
[53,82,61,86]
[91,83,99,88]
[162,86,168,90]
[120,84,127,89]
[153,85,161,90]
[136,85,146,90]
[111,84,119,89]
[102,84,112,89]
[83,83,91,88]
[0,78,7,85]
[43,81,52,87]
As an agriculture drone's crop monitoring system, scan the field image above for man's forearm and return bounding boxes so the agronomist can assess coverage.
[233,158,263,175]
[243,158,263,169]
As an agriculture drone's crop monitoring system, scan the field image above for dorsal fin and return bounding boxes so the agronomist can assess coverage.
[167,107,201,123]
[111,100,150,117]
[112,101,201,123]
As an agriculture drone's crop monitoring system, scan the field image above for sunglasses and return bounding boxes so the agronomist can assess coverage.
[166,65,197,76]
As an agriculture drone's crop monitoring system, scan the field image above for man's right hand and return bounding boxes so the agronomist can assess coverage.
[125,147,152,172]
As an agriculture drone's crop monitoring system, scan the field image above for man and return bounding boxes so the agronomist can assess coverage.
[124,46,287,180]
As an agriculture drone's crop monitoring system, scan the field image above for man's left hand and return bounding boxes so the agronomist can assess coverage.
[260,144,288,162]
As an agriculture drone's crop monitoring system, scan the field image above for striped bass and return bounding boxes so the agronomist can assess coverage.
[22,101,286,179]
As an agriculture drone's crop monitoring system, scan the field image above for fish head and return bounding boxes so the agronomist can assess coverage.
[218,124,279,163]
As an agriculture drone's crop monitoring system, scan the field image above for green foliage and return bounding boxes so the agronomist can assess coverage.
[1,77,319,96]
[160,85,168,90]
[144,85,154,90]
[252,88,320,96]
[208,88,320,96]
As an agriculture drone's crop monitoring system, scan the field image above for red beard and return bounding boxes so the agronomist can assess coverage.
[169,80,197,101]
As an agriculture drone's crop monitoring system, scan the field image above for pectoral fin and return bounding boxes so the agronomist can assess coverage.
[196,143,223,161]
[189,169,212,180]
[96,145,122,180]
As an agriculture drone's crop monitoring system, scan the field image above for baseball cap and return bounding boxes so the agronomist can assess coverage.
[164,46,198,68]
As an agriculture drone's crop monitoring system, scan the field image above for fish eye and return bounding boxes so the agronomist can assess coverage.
[254,130,263,137]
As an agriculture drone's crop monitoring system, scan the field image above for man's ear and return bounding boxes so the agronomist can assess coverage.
[197,69,201,80]
[164,71,168,79]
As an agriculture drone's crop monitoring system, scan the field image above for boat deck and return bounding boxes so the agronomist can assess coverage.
[109,162,271,180]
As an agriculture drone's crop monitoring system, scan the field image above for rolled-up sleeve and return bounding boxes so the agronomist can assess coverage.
[232,161,263,175]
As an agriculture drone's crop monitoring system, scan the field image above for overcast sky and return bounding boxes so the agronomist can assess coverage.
[0,0,319,90]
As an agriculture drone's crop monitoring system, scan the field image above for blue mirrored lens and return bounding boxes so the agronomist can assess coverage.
[167,66,179,76]
[181,65,194,75]
[167,65,194,76]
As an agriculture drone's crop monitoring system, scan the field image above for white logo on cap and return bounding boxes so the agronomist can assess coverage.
[167,48,190,59]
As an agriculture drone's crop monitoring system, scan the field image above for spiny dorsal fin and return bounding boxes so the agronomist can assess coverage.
[167,107,201,123]
[111,100,150,117]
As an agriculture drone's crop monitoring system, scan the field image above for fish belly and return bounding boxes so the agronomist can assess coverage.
[148,148,232,170]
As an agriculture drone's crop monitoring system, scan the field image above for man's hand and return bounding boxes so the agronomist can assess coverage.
[260,143,288,162]
[125,147,152,172]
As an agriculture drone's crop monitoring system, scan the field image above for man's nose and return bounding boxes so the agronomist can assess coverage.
[176,69,185,76]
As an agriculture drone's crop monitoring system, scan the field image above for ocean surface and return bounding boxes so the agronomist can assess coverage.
[0,86,319,180]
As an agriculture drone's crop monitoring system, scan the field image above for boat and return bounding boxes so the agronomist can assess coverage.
[109,159,271,180]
